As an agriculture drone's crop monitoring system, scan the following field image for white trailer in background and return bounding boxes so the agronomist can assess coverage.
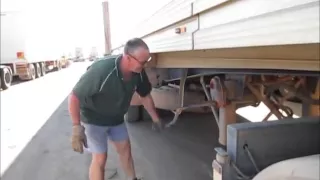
[102,0,320,179]
[0,9,69,90]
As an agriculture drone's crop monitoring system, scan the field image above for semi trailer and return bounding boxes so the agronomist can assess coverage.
[0,9,69,90]
[102,0,320,179]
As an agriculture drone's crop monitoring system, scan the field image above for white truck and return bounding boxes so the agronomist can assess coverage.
[102,0,320,179]
[74,47,85,62]
[0,8,69,90]
[89,47,99,61]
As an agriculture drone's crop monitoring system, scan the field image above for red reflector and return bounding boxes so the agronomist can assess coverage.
[17,52,25,59]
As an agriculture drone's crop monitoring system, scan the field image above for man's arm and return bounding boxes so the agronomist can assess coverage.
[69,91,88,153]
[68,63,104,125]
[68,92,81,126]
[140,94,160,122]
[136,70,160,123]
[69,62,109,153]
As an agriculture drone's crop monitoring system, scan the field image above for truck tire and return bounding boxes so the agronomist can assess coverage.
[34,63,41,78]
[53,61,61,71]
[124,106,141,123]
[57,61,62,71]
[40,62,46,76]
[0,67,12,90]
[253,154,320,180]
[29,64,36,80]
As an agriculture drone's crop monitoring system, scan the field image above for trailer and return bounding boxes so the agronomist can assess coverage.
[74,47,85,62]
[0,9,69,90]
[102,0,320,179]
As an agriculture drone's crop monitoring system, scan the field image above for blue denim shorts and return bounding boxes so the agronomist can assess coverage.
[81,122,129,154]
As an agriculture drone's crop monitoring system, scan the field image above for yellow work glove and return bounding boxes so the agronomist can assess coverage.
[71,125,87,153]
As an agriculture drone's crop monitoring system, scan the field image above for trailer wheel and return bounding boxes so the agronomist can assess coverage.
[124,106,141,123]
[34,63,41,78]
[58,62,62,70]
[29,64,36,80]
[0,67,12,90]
[54,61,62,71]
[40,62,46,76]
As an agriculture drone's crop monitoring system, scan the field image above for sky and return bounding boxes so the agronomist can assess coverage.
[1,0,172,57]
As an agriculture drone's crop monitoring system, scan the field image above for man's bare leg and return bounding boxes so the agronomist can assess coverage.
[112,139,136,179]
[90,153,107,180]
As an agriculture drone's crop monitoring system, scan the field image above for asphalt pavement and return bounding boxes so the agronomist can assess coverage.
[0,61,218,180]
[1,97,219,180]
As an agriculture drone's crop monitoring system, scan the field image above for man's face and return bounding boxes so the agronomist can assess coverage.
[127,47,151,73]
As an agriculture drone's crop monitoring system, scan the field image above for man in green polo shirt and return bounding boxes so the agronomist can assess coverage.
[68,38,163,180]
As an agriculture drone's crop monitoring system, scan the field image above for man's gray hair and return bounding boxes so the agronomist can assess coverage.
[123,38,149,55]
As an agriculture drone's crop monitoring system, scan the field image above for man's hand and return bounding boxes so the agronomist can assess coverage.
[152,120,164,132]
[69,92,86,153]
[71,125,87,153]
[139,94,165,132]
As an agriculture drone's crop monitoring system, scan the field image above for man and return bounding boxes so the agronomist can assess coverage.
[68,38,163,180]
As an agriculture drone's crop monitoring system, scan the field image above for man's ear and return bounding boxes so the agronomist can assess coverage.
[123,54,130,62]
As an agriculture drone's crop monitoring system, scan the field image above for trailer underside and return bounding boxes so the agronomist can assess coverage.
[111,0,319,179]
[140,63,320,143]
[128,65,320,180]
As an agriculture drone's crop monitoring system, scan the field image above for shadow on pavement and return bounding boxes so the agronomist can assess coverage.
[127,112,219,180]
[1,95,222,180]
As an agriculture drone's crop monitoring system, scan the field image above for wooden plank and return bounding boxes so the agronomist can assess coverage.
[155,56,319,71]
[151,44,320,71]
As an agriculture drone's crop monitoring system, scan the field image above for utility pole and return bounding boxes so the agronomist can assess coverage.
[102,1,111,55]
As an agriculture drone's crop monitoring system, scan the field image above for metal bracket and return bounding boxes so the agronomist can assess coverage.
[165,72,221,127]
[166,69,188,127]
[201,76,219,126]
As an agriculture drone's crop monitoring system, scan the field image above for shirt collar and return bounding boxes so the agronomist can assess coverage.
[115,54,142,81]
[115,54,122,78]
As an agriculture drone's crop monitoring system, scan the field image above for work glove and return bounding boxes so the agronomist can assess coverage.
[152,120,164,132]
[71,125,87,153]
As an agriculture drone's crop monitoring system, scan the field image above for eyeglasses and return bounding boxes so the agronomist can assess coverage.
[128,54,152,66]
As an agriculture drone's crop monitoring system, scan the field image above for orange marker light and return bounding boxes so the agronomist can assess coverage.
[17,52,25,59]
[175,27,187,34]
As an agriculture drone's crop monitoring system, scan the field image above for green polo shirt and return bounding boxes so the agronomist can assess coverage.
[72,55,152,126]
